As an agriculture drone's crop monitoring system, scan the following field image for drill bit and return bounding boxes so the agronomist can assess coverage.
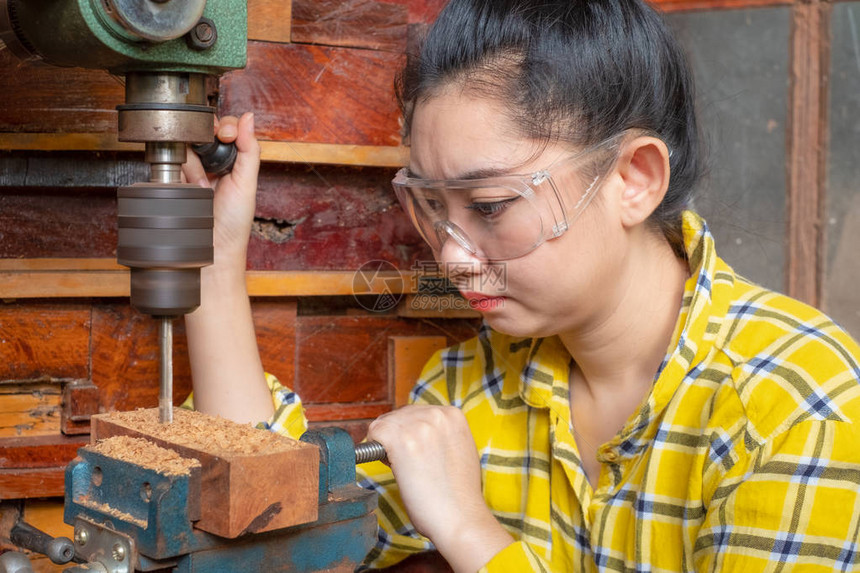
[159,317,173,423]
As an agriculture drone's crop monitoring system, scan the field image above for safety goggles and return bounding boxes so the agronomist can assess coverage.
[392,138,619,261]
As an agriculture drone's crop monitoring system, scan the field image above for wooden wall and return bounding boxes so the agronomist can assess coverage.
[0,0,853,571]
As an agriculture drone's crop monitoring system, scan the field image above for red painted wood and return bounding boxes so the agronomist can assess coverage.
[0,51,123,134]
[0,303,90,381]
[0,435,87,469]
[219,41,405,147]
[0,468,65,499]
[292,0,408,52]
[305,402,392,421]
[296,315,478,404]
[0,191,117,259]
[251,164,429,271]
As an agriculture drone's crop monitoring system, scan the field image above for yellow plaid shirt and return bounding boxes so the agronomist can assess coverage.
[268,212,860,572]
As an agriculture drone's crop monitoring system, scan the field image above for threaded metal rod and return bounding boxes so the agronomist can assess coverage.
[354,440,387,465]
[158,317,173,423]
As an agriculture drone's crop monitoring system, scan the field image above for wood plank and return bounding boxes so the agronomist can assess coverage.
[251,162,426,270]
[0,135,408,167]
[90,301,295,415]
[91,409,319,539]
[0,390,62,439]
[0,305,90,381]
[248,0,292,43]
[786,1,828,307]
[0,50,123,135]
[0,258,422,297]
[0,192,117,259]
[219,41,405,147]
[652,0,792,11]
[296,315,479,404]
[388,336,446,407]
[0,435,88,469]
[304,402,392,421]
[292,0,408,52]
[0,468,65,499]
[91,305,193,413]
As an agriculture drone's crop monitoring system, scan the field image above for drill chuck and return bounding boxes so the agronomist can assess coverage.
[117,182,213,317]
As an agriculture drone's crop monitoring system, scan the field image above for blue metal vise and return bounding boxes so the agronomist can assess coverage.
[62,428,379,573]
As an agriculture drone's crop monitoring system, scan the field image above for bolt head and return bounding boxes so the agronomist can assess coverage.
[112,543,126,561]
[75,528,89,546]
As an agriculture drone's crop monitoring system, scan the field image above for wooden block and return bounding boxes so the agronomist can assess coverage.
[388,336,446,407]
[292,0,408,52]
[61,381,101,435]
[248,0,292,42]
[0,385,62,438]
[0,305,90,381]
[91,408,319,539]
[219,41,404,147]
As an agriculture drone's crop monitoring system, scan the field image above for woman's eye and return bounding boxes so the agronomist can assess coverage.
[467,197,519,217]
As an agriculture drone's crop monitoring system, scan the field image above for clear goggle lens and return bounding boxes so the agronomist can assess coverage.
[397,182,547,261]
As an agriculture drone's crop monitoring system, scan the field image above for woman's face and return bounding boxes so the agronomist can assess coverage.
[408,90,630,339]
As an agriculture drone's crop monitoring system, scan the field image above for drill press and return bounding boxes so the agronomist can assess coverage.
[0,0,246,423]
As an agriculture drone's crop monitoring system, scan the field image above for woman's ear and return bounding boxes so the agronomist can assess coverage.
[614,136,671,228]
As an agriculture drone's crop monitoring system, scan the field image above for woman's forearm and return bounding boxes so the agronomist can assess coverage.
[185,262,274,425]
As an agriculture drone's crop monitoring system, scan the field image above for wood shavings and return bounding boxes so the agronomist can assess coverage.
[75,496,148,528]
[89,435,200,476]
[104,408,303,455]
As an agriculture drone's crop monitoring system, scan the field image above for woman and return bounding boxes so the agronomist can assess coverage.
[185,1,860,571]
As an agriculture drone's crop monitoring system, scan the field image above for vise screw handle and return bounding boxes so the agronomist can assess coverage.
[354,440,387,465]
[9,521,75,565]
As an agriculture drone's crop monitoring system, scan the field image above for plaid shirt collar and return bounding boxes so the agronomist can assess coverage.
[516,211,728,448]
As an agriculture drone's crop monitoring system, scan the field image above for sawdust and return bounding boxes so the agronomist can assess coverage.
[103,408,303,455]
[76,496,148,528]
[89,435,200,476]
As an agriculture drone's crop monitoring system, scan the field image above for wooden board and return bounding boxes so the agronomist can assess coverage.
[0,305,91,381]
[292,0,408,52]
[248,0,292,43]
[91,408,319,539]
[219,41,405,147]
[296,315,479,404]
[388,336,446,407]
[0,386,62,438]
[0,50,123,134]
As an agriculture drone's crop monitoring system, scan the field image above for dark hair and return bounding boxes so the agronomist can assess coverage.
[397,0,704,259]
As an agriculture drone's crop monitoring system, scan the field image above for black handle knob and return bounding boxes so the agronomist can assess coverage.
[10,521,75,565]
[191,141,238,177]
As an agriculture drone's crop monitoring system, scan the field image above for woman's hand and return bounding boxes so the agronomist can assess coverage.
[367,405,513,571]
[183,112,260,273]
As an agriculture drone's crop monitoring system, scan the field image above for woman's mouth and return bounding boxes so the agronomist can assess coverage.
[460,291,506,311]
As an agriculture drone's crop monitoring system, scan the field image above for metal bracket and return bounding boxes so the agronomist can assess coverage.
[72,518,136,573]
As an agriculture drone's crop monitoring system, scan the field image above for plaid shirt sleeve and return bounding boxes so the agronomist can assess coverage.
[182,372,309,440]
[695,417,860,572]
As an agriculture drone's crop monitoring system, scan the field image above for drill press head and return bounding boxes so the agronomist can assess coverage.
[0,0,247,317]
